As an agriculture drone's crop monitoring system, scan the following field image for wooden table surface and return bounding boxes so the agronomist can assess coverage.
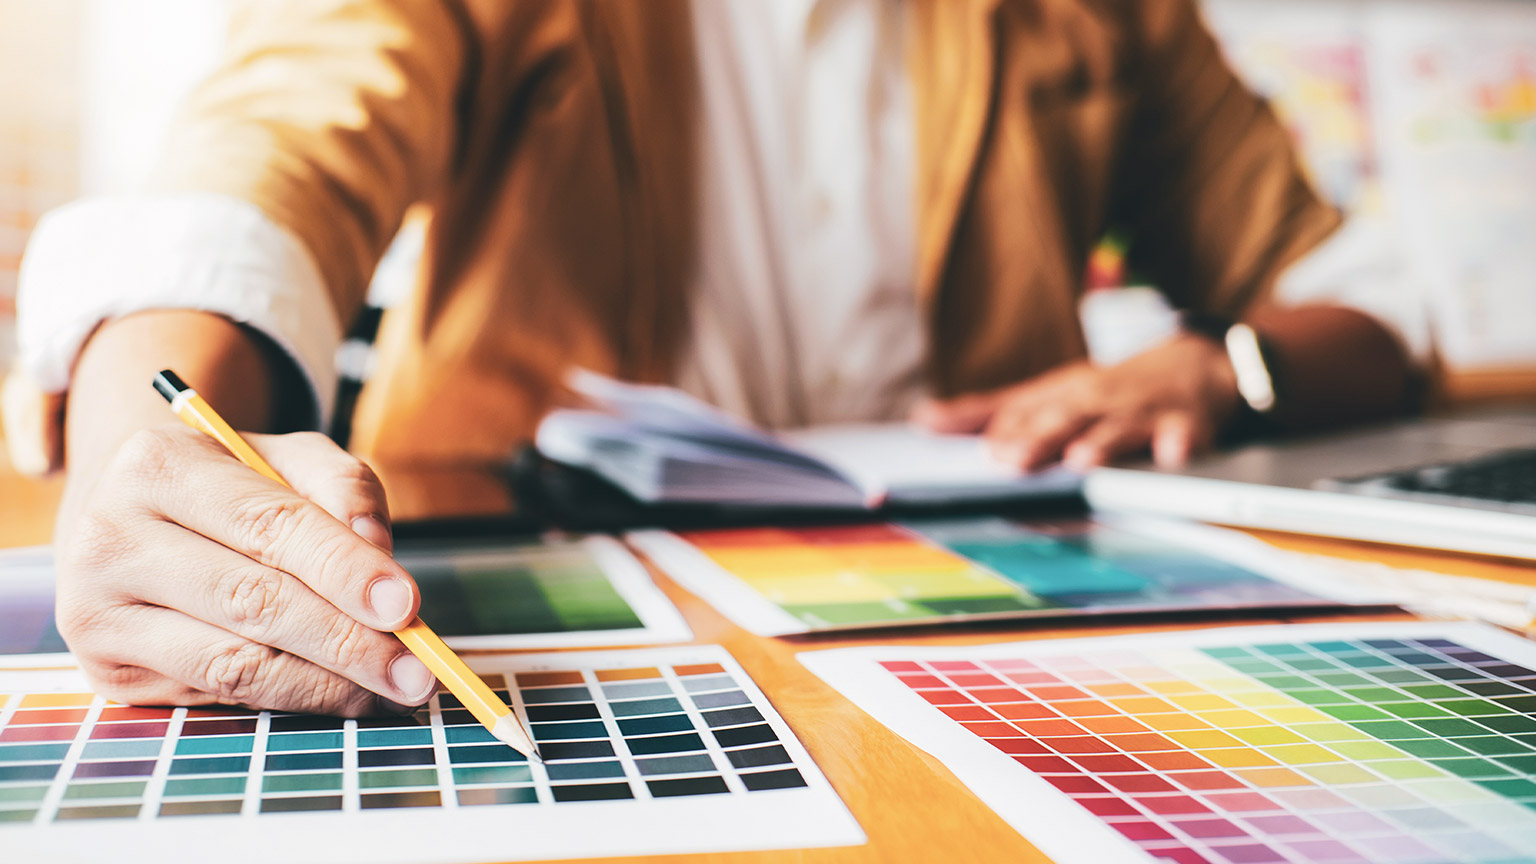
[4,447,1535,864]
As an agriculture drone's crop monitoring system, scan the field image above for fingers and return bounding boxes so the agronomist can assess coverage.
[117,523,435,705]
[76,604,407,717]
[911,391,1006,434]
[985,403,1095,471]
[249,432,393,553]
[1152,411,1213,469]
[118,428,420,633]
[1062,413,1156,471]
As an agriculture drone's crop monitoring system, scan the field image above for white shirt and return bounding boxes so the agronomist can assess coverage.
[15,0,1420,436]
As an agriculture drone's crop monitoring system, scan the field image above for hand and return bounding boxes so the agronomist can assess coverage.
[53,428,433,716]
[914,334,1241,472]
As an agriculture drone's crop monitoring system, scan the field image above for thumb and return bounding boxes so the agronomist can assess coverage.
[246,431,395,555]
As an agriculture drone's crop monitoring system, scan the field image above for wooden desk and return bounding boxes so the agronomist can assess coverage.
[3,456,1534,864]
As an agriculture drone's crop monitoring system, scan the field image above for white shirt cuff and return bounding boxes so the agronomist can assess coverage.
[17,194,343,430]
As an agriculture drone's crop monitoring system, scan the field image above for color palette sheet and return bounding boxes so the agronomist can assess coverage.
[0,646,862,863]
[0,546,69,666]
[631,516,1381,635]
[0,537,690,661]
[803,622,1536,864]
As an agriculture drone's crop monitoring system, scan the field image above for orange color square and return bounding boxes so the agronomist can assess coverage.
[1075,716,1151,735]
[516,671,586,687]
[1085,683,1145,698]
[674,663,726,677]
[595,667,663,682]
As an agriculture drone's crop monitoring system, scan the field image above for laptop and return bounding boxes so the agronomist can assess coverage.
[1082,407,1536,560]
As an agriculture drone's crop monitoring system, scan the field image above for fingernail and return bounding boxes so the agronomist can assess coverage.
[352,515,393,553]
[378,695,420,716]
[389,653,435,702]
[368,577,414,627]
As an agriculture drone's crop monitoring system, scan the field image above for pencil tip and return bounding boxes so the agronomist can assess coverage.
[492,713,542,763]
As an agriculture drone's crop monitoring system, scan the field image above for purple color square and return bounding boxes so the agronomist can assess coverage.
[1209,843,1287,864]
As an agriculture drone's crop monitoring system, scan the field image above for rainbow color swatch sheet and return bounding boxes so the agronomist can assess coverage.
[631,516,1377,635]
[0,646,862,863]
[802,622,1536,864]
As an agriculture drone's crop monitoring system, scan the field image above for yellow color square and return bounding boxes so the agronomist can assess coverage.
[1167,729,1243,750]
[1144,680,1204,695]
[1260,707,1333,725]
[1237,767,1314,788]
[831,544,968,570]
[1229,727,1307,746]
[19,692,96,709]
[1108,697,1180,716]
[1135,713,1211,732]
[1086,683,1145,698]
[867,568,1020,600]
[1299,763,1380,785]
[1198,710,1270,729]
[1227,690,1294,708]
[1262,744,1344,765]
[751,570,893,605]
[707,548,838,573]
[1202,747,1280,768]
[1169,694,1239,713]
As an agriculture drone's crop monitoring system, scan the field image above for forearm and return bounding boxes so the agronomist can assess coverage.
[1247,304,1417,433]
[59,310,307,530]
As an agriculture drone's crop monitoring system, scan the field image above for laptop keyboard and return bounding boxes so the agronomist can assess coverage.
[1327,447,1536,511]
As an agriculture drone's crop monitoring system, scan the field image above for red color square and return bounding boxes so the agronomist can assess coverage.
[97,706,176,722]
[1076,796,1140,817]
[931,661,981,673]
[919,690,971,706]
[1107,733,1180,752]
[897,674,948,689]
[1113,821,1175,842]
[8,708,89,726]
[1135,795,1212,816]
[1139,752,1215,773]
[1043,774,1109,794]
[1148,849,1213,864]
[989,737,1050,755]
[951,673,1006,688]
[1014,755,1079,773]
[1027,686,1089,701]
[1203,792,1280,813]
[1168,770,1244,791]
[939,705,996,722]
[1070,754,1145,773]
[1054,700,1117,717]
[0,724,77,742]
[1016,719,1085,737]
[1172,819,1248,839]
[1003,671,1063,685]
[961,722,1022,738]
[1104,774,1178,794]
[1042,736,1117,755]
[991,702,1056,720]
[880,661,923,673]
[969,688,1027,703]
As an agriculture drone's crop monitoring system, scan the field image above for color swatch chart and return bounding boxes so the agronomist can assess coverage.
[1,647,862,864]
[367,535,689,649]
[802,623,1536,864]
[632,516,1358,636]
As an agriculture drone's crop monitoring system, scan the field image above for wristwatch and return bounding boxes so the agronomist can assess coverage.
[1180,312,1280,416]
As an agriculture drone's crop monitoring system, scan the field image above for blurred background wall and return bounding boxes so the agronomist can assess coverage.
[0,0,1532,398]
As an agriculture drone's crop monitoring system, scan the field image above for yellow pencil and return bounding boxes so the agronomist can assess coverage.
[152,369,540,761]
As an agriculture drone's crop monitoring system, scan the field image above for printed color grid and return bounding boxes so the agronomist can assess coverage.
[640,517,1346,634]
[0,647,861,864]
[408,540,644,637]
[802,624,1536,864]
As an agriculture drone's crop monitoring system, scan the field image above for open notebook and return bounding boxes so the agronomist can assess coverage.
[534,372,1080,509]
